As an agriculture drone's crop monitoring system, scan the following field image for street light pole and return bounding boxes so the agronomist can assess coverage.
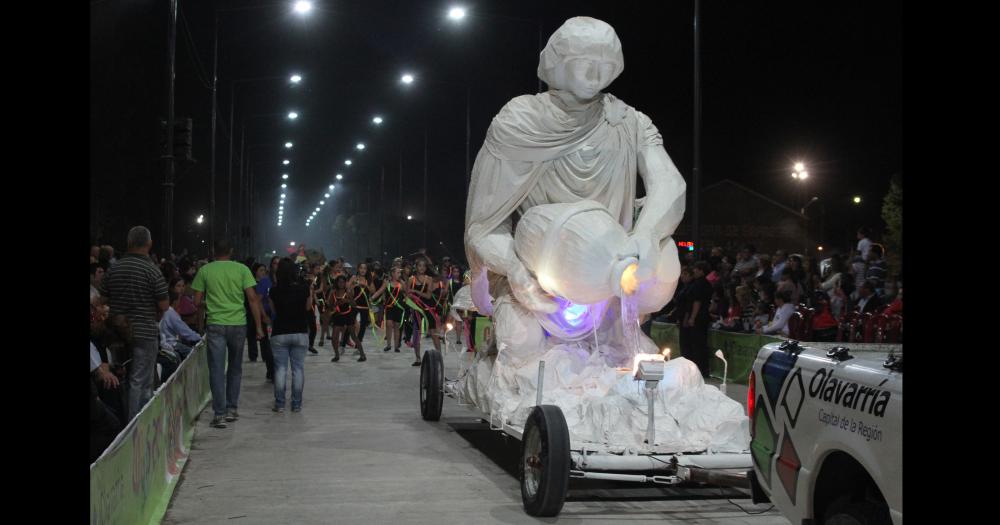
[162,0,178,256]
[692,0,702,259]
[423,126,428,250]
[209,13,218,255]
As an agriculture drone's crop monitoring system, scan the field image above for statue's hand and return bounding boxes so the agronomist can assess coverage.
[508,263,559,314]
[626,231,660,283]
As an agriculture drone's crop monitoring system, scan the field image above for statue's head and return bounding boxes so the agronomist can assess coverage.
[538,17,624,101]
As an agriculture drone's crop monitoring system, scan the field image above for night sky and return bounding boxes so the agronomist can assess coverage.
[90,0,901,262]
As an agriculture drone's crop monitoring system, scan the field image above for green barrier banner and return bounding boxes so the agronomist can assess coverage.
[648,322,782,385]
[90,340,211,525]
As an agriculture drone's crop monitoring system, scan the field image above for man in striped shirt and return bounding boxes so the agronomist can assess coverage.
[99,226,169,421]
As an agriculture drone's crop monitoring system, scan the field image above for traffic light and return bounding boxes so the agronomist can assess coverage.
[158,117,194,162]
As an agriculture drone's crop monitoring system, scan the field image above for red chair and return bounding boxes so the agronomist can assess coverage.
[875,314,902,343]
[837,311,862,342]
[860,313,876,343]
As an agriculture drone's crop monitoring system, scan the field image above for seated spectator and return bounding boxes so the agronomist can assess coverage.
[161,277,203,361]
[735,285,757,333]
[865,244,888,293]
[755,254,772,280]
[757,289,795,336]
[713,285,743,332]
[856,280,884,315]
[810,291,839,341]
[90,262,105,301]
[776,268,802,305]
[733,244,759,277]
[91,288,122,463]
[771,250,788,283]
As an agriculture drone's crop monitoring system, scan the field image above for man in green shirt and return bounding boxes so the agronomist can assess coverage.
[192,240,265,429]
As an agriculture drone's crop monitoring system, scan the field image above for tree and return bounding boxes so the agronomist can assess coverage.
[880,173,902,279]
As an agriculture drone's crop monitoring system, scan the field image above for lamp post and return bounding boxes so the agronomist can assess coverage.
[791,162,810,254]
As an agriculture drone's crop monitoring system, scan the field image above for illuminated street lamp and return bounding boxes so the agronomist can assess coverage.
[372,116,383,125]
[400,73,415,84]
[289,74,302,84]
[853,196,862,204]
[407,215,413,220]
[282,174,289,180]
[285,142,293,148]
[287,111,298,120]
[196,214,204,224]
[328,184,335,190]
[283,159,290,165]
[281,183,287,188]
[447,6,467,20]
[344,159,352,166]
[292,1,313,15]
[336,174,343,180]
[356,143,365,150]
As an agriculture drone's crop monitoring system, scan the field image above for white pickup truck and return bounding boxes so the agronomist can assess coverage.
[747,340,902,525]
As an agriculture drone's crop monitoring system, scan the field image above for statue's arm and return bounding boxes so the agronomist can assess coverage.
[468,216,558,314]
[634,142,686,241]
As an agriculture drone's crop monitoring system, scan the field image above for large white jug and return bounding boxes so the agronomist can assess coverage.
[514,200,638,305]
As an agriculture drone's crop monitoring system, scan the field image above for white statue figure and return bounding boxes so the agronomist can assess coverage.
[466,15,684,359]
[458,18,746,452]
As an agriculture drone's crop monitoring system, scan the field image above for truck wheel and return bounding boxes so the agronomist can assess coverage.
[420,349,443,421]
[520,405,570,517]
[824,496,891,525]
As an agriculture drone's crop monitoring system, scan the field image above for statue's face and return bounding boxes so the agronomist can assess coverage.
[561,57,617,101]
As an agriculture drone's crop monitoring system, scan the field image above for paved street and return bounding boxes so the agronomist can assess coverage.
[164,332,787,525]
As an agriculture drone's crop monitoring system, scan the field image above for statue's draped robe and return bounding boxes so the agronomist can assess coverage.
[465,92,664,316]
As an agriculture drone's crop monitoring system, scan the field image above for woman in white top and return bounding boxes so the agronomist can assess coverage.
[757,290,796,336]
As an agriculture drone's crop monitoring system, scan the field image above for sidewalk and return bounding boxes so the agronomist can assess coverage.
[163,333,786,525]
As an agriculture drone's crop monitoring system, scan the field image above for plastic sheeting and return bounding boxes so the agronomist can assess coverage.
[454,343,749,453]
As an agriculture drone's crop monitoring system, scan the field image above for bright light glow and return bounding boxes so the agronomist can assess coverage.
[799,171,809,179]
[282,174,289,180]
[290,241,296,246]
[324,193,330,198]
[283,160,290,165]
[372,116,383,124]
[285,142,293,148]
[280,194,286,198]
[315,207,320,212]
[537,272,557,294]
[853,196,862,204]
[407,215,413,220]
[620,262,640,296]
[356,143,365,150]
[329,184,335,190]
[662,347,671,359]
[281,184,287,188]
[336,174,343,180]
[448,6,467,20]
[293,1,313,15]
[344,160,352,166]
[401,73,415,84]
[794,162,805,172]
[319,200,325,205]
[817,245,824,251]
[290,74,302,84]
[287,111,298,120]
[196,215,204,224]
[561,303,588,327]
[791,172,799,179]
[446,323,454,331]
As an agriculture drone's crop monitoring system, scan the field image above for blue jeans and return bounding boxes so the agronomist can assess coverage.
[128,339,160,421]
[270,333,307,409]
[205,325,246,417]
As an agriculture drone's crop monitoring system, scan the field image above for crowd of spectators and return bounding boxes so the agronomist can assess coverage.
[656,227,902,346]
[90,227,468,459]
